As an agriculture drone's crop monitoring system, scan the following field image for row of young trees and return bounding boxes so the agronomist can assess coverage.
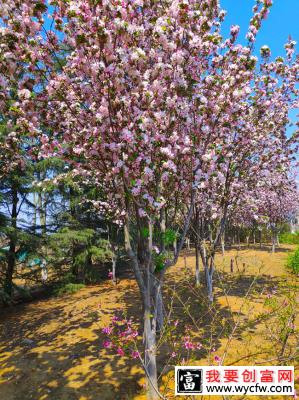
[0,0,298,398]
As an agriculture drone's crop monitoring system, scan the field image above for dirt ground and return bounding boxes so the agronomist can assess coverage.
[0,244,298,400]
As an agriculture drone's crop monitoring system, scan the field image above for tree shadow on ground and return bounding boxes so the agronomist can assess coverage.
[0,248,294,400]
[227,244,292,253]
[0,281,145,400]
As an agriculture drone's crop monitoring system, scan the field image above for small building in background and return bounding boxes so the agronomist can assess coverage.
[290,212,299,233]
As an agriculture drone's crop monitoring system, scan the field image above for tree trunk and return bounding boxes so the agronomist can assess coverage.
[112,256,116,284]
[144,305,158,400]
[246,235,249,248]
[186,237,190,250]
[276,233,280,247]
[259,230,262,249]
[272,235,276,253]
[173,237,177,253]
[38,192,46,235]
[203,247,214,303]
[221,233,225,256]
[194,209,200,286]
[4,186,18,297]
[205,262,214,303]
[271,225,276,253]
[4,240,16,298]
[154,281,164,332]
[33,192,37,233]
[160,208,166,253]
[144,224,159,400]
[230,258,234,273]
[124,215,159,399]
[195,244,200,286]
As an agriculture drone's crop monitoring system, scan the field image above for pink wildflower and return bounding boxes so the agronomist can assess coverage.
[103,340,112,348]
[117,347,125,356]
[102,326,112,335]
[183,337,195,350]
[131,351,140,359]
[214,355,221,364]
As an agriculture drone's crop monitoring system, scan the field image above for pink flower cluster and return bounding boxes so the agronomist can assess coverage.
[102,315,140,359]
[183,336,202,351]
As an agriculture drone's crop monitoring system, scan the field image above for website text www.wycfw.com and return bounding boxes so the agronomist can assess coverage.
[175,366,294,396]
[205,383,293,395]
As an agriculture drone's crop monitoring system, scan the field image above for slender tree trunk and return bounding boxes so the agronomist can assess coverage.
[271,225,277,253]
[276,233,280,247]
[5,241,16,297]
[173,236,177,253]
[144,221,159,400]
[205,259,214,303]
[38,192,46,235]
[186,237,190,250]
[238,229,241,250]
[231,229,235,245]
[124,214,159,399]
[194,208,200,286]
[33,192,37,232]
[112,256,116,284]
[221,233,225,256]
[259,229,262,249]
[195,244,200,286]
[246,235,249,248]
[230,258,234,273]
[4,186,18,297]
[154,281,164,332]
[272,235,276,253]
[160,208,166,253]
[144,302,158,400]
[209,225,213,243]
[202,245,214,303]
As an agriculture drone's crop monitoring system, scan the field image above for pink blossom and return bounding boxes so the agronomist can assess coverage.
[230,25,240,36]
[117,347,125,356]
[103,340,112,349]
[17,88,31,99]
[183,337,195,350]
[102,326,112,335]
[131,351,140,359]
[214,355,221,364]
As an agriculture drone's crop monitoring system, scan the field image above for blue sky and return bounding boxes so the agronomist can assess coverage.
[221,0,299,139]
[221,0,299,58]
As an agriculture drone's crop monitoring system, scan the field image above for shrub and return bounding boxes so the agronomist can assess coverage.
[53,282,85,297]
[279,232,299,245]
[287,247,299,275]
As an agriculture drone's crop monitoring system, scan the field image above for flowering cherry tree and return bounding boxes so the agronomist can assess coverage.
[1,0,298,397]
[253,172,299,253]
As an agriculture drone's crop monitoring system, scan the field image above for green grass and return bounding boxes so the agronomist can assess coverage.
[286,247,299,275]
[53,282,85,297]
[279,232,299,245]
